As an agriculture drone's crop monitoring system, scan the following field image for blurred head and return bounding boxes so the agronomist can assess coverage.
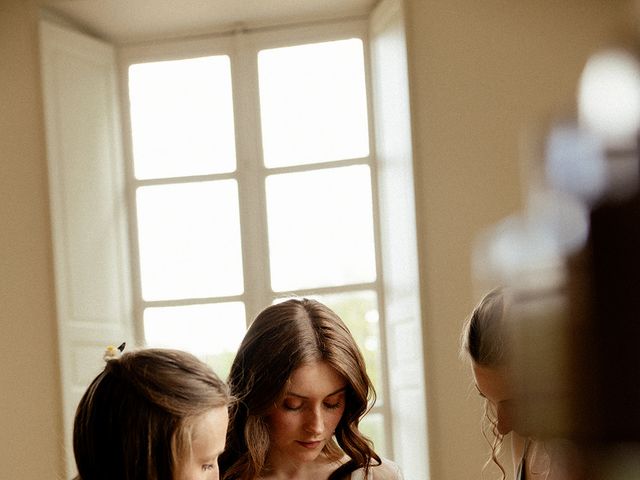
[462,287,516,435]
[220,298,380,480]
[462,287,510,368]
[73,348,231,480]
[461,288,518,479]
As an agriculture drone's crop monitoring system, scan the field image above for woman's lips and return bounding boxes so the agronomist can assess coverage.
[297,440,322,449]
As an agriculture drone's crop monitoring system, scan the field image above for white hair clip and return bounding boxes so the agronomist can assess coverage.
[103,342,126,362]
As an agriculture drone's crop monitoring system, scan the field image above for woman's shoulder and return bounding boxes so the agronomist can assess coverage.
[351,458,404,480]
[371,458,403,479]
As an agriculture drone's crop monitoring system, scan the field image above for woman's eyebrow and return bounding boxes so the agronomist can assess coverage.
[286,392,308,399]
[325,387,347,397]
[286,386,347,399]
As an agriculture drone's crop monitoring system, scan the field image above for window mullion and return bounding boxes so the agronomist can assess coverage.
[231,32,273,324]
[362,34,394,460]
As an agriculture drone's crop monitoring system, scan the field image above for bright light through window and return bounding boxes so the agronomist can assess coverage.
[266,165,377,291]
[258,38,370,167]
[128,56,237,179]
[136,180,244,301]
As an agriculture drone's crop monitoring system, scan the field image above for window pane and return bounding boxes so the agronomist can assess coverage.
[144,302,246,379]
[258,39,369,168]
[266,165,377,291]
[129,56,236,179]
[136,180,244,300]
[313,290,382,400]
[360,413,387,458]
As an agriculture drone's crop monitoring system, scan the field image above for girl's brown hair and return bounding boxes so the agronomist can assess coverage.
[220,298,380,480]
[73,348,230,480]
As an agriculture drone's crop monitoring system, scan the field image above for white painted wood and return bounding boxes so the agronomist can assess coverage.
[228,30,274,322]
[38,0,374,44]
[39,20,134,478]
[369,0,429,478]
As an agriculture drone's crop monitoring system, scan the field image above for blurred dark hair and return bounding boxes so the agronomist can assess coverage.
[461,287,512,480]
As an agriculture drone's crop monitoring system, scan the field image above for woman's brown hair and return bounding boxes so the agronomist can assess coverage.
[220,298,380,480]
[461,287,511,480]
[73,348,230,480]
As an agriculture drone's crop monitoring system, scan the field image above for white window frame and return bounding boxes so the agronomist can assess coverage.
[119,17,396,457]
[41,1,428,476]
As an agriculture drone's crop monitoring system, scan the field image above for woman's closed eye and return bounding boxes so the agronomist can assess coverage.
[323,400,343,410]
[283,399,304,411]
[282,397,343,411]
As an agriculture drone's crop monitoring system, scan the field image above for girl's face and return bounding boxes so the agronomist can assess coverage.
[472,363,517,436]
[174,406,229,480]
[266,361,347,466]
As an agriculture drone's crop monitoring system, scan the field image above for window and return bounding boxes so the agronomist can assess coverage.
[121,20,392,456]
[42,4,427,476]
[41,4,427,476]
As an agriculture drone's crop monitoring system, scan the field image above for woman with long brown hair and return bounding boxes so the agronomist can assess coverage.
[220,298,402,479]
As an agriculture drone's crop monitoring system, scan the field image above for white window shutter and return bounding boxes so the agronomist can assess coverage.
[39,20,134,478]
[370,1,430,478]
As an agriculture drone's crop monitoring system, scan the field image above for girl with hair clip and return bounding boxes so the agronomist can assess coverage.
[461,288,559,480]
[219,298,403,480]
[73,345,231,480]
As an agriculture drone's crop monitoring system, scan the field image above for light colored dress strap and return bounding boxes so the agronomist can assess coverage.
[349,458,404,480]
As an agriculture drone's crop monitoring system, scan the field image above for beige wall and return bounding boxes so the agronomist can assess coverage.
[404,0,633,479]
[0,0,634,479]
[0,0,63,479]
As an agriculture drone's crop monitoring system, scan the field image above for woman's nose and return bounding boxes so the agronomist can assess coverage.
[303,408,324,434]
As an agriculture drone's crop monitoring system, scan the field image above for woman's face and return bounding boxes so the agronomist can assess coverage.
[266,360,347,466]
[472,362,517,436]
[174,406,229,480]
